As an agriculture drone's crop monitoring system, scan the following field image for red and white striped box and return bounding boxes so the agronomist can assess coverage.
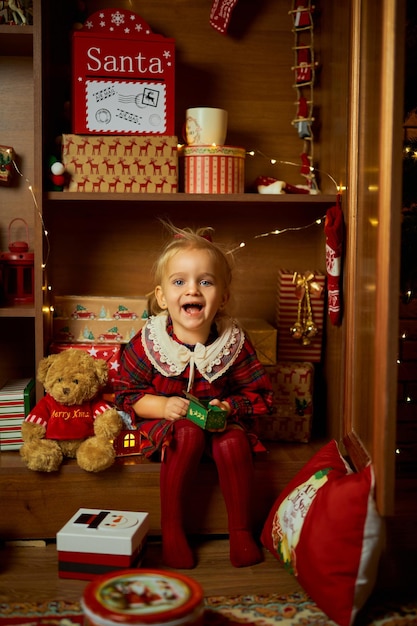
[276,270,325,362]
[0,378,35,450]
[259,362,314,443]
[184,145,245,193]
[57,509,149,580]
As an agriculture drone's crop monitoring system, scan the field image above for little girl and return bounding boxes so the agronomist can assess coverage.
[115,223,273,569]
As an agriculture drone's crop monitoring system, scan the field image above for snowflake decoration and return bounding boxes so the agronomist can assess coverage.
[135,24,143,32]
[85,20,93,29]
[99,20,106,28]
[124,28,130,34]
[111,11,125,27]
[163,50,171,59]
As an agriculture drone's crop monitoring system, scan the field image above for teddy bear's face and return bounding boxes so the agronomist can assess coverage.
[40,350,108,406]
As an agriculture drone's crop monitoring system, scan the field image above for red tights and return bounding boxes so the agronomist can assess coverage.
[160,420,262,568]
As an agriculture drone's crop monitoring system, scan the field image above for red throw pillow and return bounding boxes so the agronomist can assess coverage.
[261,440,383,626]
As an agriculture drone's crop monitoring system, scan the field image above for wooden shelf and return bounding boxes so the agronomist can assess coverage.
[0,442,324,540]
[0,305,35,318]
[47,192,337,205]
[0,25,33,56]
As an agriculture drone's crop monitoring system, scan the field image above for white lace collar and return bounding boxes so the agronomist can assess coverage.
[142,313,245,391]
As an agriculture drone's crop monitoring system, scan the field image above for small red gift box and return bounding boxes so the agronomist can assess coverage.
[49,343,122,394]
[276,270,325,362]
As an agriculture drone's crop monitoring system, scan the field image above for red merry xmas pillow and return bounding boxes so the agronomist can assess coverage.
[261,440,383,626]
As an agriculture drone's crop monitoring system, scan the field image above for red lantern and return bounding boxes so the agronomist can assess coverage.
[0,218,34,305]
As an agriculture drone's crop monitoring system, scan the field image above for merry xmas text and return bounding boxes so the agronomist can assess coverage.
[51,408,93,420]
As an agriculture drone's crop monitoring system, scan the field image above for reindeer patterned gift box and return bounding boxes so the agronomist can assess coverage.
[258,362,314,443]
[61,134,178,193]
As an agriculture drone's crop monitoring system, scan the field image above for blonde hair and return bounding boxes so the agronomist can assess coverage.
[148,221,235,316]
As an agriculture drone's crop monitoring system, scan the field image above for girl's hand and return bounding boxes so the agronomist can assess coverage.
[164,396,190,421]
[209,398,231,415]
[207,399,230,432]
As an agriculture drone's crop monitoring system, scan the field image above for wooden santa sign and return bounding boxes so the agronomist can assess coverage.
[72,9,175,135]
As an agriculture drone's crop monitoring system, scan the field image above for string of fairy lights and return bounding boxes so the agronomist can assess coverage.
[11,148,342,270]
[12,158,50,269]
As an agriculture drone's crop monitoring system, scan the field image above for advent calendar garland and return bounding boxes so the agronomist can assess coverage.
[289,0,317,190]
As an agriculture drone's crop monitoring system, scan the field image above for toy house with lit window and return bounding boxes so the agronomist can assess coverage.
[113,428,142,457]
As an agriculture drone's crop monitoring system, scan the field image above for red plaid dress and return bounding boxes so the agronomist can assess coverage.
[114,314,273,457]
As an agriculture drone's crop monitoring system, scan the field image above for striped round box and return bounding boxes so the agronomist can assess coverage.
[184,145,245,193]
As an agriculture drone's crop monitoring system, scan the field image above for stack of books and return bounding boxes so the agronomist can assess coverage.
[0,378,35,450]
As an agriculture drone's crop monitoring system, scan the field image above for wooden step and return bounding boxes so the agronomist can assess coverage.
[0,441,324,540]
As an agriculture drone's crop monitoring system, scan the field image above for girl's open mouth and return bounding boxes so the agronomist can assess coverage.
[183,303,203,313]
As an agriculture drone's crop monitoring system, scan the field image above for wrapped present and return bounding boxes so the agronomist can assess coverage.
[49,343,123,394]
[0,378,35,450]
[184,145,245,194]
[276,270,325,362]
[240,318,277,365]
[72,9,175,135]
[57,509,149,580]
[52,295,148,344]
[61,134,178,193]
[258,362,314,443]
[0,145,14,186]
[185,393,228,430]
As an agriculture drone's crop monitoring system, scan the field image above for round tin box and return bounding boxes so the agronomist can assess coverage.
[81,569,204,626]
[184,145,245,194]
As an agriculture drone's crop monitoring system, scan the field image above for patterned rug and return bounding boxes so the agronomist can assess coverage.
[1,592,417,625]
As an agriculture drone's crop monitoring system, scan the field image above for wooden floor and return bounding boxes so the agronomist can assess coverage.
[0,537,302,605]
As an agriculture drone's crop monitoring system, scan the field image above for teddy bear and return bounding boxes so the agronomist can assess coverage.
[20,348,123,473]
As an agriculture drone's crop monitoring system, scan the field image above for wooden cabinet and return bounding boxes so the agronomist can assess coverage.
[0,0,409,547]
[37,0,343,433]
[0,21,41,387]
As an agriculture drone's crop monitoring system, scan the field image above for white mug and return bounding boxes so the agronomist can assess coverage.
[185,107,228,146]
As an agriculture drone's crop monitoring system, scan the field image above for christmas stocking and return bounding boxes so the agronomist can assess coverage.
[211,428,263,567]
[210,0,239,34]
[324,198,344,325]
[160,420,205,568]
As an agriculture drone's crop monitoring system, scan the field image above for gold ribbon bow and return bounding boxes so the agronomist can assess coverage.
[293,271,323,300]
[290,271,322,345]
